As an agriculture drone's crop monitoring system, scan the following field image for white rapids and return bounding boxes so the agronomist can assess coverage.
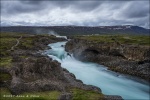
[44,41,150,100]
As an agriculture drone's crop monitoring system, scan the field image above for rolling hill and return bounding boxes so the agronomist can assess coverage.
[1,25,149,36]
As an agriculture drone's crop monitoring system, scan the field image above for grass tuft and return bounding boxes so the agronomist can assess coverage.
[0,57,12,67]
[70,88,104,100]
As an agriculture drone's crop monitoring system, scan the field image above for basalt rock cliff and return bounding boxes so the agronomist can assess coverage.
[65,38,150,82]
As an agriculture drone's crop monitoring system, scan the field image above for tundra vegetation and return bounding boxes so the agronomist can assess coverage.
[74,35,150,45]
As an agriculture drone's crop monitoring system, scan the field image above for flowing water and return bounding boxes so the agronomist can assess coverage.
[44,41,150,100]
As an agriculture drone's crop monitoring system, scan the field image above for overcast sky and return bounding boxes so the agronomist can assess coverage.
[1,0,150,28]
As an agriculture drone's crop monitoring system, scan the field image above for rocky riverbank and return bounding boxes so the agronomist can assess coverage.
[0,33,123,100]
[65,35,150,82]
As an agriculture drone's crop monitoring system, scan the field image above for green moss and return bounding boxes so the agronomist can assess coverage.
[70,88,104,100]
[0,38,16,56]
[20,56,27,58]
[0,32,34,53]
[23,91,60,100]
[0,73,11,81]
[0,57,12,67]
[20,40,33,48]
[0,32,31,38]
[17,37,34,49]
[113,35,150,45]
[75,35,150,45]
[0,87,104,100]
[75,35,113,43]
[0,88,60,100]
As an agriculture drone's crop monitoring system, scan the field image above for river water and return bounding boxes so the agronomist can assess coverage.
[44,41,149,100]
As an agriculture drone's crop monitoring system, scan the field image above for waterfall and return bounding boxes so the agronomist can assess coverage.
[44,41,150,100]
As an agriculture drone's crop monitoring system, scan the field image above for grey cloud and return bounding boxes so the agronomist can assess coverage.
[1,0,149,29]
[120,1,149,18]
[1,1,47,15]
[19,0,103,12]
[64,1,102,12]
[12,5,45,13]
[20,0,43,5]
[2,0,103,14]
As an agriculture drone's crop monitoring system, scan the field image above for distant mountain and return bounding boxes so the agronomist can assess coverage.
[0,25,149,36]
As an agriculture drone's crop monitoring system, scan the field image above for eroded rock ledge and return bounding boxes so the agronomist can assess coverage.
[65,38,150,82]
[3,55,100,94]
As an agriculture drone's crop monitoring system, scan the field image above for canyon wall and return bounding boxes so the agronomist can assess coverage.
[65,38,150,81]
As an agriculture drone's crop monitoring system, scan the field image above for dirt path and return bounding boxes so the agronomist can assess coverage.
[9,36,22,51]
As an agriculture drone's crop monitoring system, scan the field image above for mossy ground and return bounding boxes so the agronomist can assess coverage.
[0,88,60,100]
[0,38,16,56]
[0,57,12,67]
[17,37,34,49]
[0,33,39,67]
[70,88,104,100]
[75,35,150,45]
[0,87,104,100]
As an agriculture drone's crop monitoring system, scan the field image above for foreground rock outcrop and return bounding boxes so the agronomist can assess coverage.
[1,55,123,99]
[2,55,100,95]
[65,38,150,82]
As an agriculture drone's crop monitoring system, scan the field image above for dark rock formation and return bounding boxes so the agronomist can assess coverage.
[1,55,100,95]
[65,38,150,81]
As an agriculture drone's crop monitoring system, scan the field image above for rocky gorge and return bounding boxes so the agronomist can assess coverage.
[65,36,150,82]
[0,33,123,100]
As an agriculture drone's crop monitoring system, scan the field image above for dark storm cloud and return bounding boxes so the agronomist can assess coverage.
[51,1,103,12]
[1,1,46,15]
[73,1,103,12]
[20,0,103,12]
[1,0,103,14]
[1,0,149,28]
[11,4,45,13]
[20,0,43,5]
[120,1,149,18]
[1,0,146,15]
